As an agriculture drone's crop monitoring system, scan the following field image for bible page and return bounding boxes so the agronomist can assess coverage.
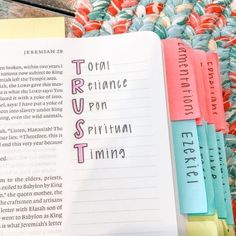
[0,32,179,236]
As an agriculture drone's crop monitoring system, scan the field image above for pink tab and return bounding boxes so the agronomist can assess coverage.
[197,51,214,124]
[206,53,226,131]
[193,50,213,124]
[163,39,200,121]
[192,50,206,125]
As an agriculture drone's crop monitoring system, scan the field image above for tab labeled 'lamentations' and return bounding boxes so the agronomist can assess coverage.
[163,39,200,121]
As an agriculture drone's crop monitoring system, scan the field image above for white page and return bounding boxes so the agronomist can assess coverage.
[0,32,179,236]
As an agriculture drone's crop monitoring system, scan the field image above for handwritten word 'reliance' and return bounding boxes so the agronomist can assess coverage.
[71,60,87,164]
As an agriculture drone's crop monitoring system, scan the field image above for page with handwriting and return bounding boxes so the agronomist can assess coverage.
[0,32,179,236]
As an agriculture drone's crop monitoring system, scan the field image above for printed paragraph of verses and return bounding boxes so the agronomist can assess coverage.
[0,176,63,229]
[0,64,63,121]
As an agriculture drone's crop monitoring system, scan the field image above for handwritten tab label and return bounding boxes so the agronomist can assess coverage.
[206,53,226,131]
[0,17,65,39]
[163,39,200,121]
[197,124,215,215]
[216,132,234,225]
[172,120,207,214]
[206,124,227,218]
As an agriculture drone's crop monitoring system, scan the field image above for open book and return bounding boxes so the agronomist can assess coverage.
[0,32,184,236]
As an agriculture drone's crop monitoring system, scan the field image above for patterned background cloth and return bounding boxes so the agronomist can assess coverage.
[0,0,236,225]
[71,0,236,222]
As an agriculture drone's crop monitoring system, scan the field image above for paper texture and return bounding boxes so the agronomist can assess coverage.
[206,53,226,131]
[196,51,214,124]
[206,125,227,218]
[0,17,65,39]
[192,50,208,125]
[216,132,234,224]
[162,39,200,121]
[186,221,218,236]
[171,120,207,214]
[196,124,215,215]
[0,32,179,236]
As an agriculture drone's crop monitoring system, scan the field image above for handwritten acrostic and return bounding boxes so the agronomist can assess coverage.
[71,58,132,164]
[71,59,88,164]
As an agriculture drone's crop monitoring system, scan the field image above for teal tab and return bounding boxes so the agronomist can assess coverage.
[197,124,215,215]
[172,120,207,214]
[206,124,227,219]
[216,131,234,225]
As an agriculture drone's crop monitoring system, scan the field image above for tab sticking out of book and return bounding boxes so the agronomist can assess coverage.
[162,38,200,121]
[206,53,226,131]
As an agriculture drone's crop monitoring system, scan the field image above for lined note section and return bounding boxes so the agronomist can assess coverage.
[63,32,179,236]
[0,32,179,236]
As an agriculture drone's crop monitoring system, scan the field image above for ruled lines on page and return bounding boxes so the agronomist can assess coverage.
[64,32,179,236]
[0,32,179,236]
